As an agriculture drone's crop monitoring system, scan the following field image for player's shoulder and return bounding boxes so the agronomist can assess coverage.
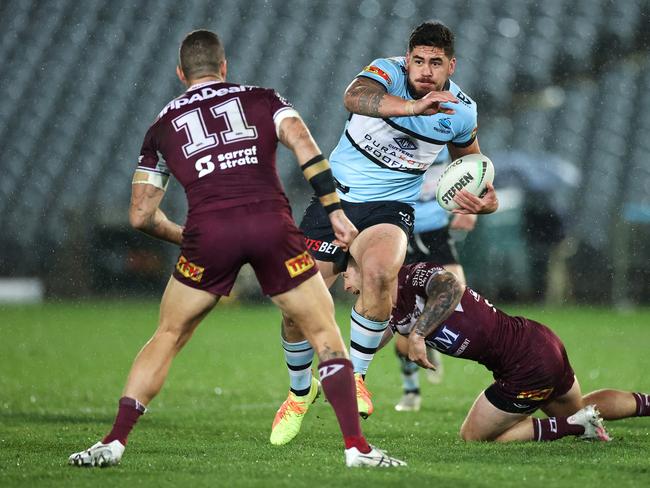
[360,56,406,87]
[154,82,274,121]
[448,79,477,114]
[401,262,446,287]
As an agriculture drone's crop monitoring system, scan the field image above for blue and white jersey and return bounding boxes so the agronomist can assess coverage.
[413,148,451,232]
[330,56,477,205]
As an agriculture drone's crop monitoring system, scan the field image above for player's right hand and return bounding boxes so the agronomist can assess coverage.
[328,209,359,251]
[407,331,436,370]
[414,90,459,116]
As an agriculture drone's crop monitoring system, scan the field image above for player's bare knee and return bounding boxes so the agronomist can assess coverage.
[459,425,486,442]
[362,266,395,293]
[154,324,194,351]
[281,315,306,342]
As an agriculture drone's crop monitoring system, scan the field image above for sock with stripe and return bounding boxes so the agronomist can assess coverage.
[531,416,584,441]
[633,392,650,416]
[396,349,420,394]
[349,308,389,375]
[282,337,315,396]
[318,358,370,453]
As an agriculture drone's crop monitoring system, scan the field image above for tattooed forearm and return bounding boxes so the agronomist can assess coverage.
[412,272,464,338]
[344,78,387,117]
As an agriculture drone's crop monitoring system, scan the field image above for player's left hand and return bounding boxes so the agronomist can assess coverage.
[415,90,459,116]
[328,209,359,251]
[452,182,498,214]
[407,332,436,370]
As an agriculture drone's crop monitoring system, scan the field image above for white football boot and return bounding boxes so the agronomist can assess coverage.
[68,440,125,467]
[394,392,422,412]
[345,445,407,467]
[567,404,611,441]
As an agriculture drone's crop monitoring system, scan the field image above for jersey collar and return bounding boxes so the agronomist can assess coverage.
[186,80,224,92]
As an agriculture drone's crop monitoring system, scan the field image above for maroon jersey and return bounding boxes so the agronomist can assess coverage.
[391,262,545,378]
[137,80,296,218]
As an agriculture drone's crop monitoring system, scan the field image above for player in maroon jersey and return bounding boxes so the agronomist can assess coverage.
[342,259,650,442]
[68,30,405,468]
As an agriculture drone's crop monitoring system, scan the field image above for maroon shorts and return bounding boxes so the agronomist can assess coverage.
[173,200,319,296]
[485,320,575,414]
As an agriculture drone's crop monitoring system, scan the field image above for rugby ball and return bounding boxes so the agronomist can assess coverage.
[435,153,495,211]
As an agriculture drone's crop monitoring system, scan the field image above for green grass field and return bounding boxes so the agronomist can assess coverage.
[1,301,649,487]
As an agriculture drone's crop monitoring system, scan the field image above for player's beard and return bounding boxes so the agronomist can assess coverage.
[409,79,440,99]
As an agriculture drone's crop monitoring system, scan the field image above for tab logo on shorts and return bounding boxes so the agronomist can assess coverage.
[285,251,315,278]
[176,255,205,282]
[516,387,554,401]
[363,65,392,85]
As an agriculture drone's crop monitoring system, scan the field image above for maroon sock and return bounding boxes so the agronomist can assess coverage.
[532,416,584,441]
[633,393,650,416]
[318,358,370,453]
[102,397,146,445]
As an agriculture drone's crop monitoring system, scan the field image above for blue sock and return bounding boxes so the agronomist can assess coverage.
[282,338,314,396]
[397,351,420,393]
[349,308,388,375]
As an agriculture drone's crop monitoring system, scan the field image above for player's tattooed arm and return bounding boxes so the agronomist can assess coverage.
[344,77,459,118]
[344,77,387,117]
[129,182,183,245]
[413,272,464,338]
[408,272,463,368]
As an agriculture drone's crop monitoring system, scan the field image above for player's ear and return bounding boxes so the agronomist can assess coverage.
[220,59,227,80]
[176,65,187,85]
[448,57,456,77]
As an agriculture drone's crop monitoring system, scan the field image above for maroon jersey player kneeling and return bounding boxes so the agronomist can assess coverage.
[68,30,405,468]
[343,260,650,442]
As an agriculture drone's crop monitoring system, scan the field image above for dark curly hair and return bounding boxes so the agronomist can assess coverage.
[408,21,455,58]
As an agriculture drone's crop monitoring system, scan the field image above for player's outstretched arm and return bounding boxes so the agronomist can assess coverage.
[278,116,358,250]
[129,179,183,245]
[407,271,464,368]
[344,77,458,118]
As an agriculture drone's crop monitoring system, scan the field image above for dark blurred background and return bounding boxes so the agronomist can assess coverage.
[1,0,649,305]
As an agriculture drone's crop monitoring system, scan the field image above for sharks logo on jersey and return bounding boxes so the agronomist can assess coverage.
[329,56,478,205]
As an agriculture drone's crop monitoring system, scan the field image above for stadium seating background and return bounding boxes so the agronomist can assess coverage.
[1,0,649,302]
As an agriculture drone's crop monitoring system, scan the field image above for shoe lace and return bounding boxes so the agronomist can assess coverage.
[356,377,373,399]
[276,396,307,420]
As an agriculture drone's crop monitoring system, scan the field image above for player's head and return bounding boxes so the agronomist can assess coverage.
[342,258,361,296]
[177,29,227,85]
[406,20,456,97]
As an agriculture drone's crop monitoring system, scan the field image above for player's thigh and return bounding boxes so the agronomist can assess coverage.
[158,276,219,336]
[316,260,340,287]
[350,223,407,277]
[460,391,529,441]
[541,376,584,417]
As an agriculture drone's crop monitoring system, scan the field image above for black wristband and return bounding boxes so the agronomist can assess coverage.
[323,201,342,214]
